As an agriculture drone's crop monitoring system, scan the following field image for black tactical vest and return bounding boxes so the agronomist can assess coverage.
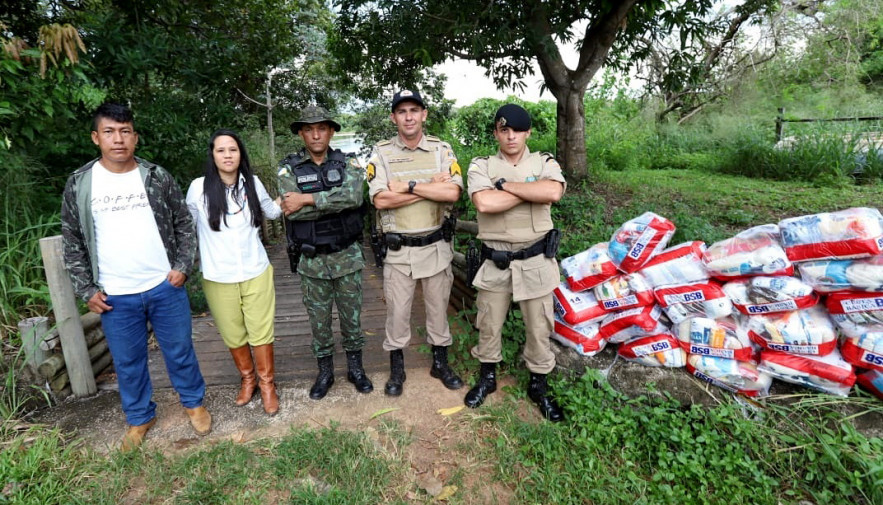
[285,150,364,249]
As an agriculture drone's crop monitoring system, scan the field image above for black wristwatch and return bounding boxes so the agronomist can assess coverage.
[494,178,507,191]
[408,180,417,194]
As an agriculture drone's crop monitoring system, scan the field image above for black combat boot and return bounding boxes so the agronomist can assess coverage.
[527,373,564,422]
[464,362,497,408]
[430,345,463,390]
[346,350,374,393]
[384,349,406,396]
[309,355,335,400]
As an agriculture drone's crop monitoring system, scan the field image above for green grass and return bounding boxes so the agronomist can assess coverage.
[0,423,410,504]
[473,371,883,505]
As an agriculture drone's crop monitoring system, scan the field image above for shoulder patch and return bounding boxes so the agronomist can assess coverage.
[366,162,376,182]
[450,161,462,176]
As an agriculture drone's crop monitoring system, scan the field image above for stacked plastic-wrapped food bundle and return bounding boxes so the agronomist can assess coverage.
[744,209,883,396]
[551,282,608,356]
[826,292,883,372]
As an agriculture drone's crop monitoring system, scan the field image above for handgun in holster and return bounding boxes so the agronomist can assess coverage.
[442,210,457,242]
[369,225,386,268]
[284,219,302,273]
[544,228,561,258]
[466,240,480,286]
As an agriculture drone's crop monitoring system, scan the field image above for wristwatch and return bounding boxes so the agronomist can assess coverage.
[494,178,507,191]
[408,180,417,194]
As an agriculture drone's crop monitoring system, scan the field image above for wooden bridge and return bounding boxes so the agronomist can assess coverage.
[147,241,434,388]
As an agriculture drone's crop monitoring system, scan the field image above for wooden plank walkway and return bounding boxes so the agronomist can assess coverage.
[147,240,433,388]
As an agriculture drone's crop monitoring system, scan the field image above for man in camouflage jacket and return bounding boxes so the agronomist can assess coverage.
[60,102,210,451]
[279,105,372,399]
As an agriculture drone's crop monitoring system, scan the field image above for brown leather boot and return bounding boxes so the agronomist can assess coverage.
[253,343,279,415]
[229,345,257,406]
[184,406,212,436]
[120,417,156,452]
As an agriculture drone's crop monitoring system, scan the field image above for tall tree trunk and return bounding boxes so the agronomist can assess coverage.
[555,87,588,181]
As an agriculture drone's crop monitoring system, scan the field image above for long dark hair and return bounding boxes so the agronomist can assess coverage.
[203,129,264,231]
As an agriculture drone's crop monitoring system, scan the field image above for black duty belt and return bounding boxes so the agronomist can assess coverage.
[481,229,560,270]
[300,235,360,258]
[384,227,445,250]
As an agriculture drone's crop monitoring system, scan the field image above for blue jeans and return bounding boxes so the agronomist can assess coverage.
[101,279,206,426]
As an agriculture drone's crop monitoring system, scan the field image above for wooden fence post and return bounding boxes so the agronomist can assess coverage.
[776,107,785,142]
[39,235,96,397]
[18,316,49,374]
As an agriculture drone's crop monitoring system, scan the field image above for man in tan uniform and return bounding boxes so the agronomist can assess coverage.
[366,89,464,396]
[465,103,565,422]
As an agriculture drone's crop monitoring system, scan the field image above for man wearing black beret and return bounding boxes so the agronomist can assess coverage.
[464,103,567,422]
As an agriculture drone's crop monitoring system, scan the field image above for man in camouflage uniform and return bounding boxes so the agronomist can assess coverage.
[278,105,372,399]
[464,103,566,422]
[367,89,464,396]
[61,102,211,451]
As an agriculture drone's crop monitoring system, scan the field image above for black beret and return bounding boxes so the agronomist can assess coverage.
[494,104,531,131]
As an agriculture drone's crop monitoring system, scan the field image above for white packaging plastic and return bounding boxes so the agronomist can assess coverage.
[840,333,883,372]
[723,276,818,315]
[608,212,676,274]
[826,292,883,326]
[675,316,757,362]
[686,355,773,397]
[594,272,655,311]
[654,281,733,324]
[759,349,856,397]
[560,243,619,292]
[778,207,883,262]
[598,305,670,344]
[745,305,838,355]
[703,224,793,279]
[638,241,709,288]
[552,317,607,357]
[552,282,608,326]
[617,333,686,368]
[797,255,883,293]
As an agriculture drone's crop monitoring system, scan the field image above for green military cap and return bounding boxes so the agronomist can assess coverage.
[290,105,342,134]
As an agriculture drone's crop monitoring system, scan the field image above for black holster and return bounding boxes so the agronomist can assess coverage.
[284,219,302,273]
[370,226,386,268]
[466,240,480,286]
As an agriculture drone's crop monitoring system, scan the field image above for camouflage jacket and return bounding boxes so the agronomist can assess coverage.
[60,157,197,301]
[278,149,366,279]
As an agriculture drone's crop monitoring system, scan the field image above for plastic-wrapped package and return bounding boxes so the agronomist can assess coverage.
[745,305,838,355]
[778,207,883,262]
[759,349,857,397]
[552,316,607,357]
[856,370,883,400]
[840,333,883,372]
[797,255,883,293]
[608,212,676,274]
[617,333,686,368]
[825,292,883,326]
[553,282,608,326]
[675,316,757,361]
[594,273,655,311]
[560,243,619,292]
[654,281,733,324]
[599,305,670,344]
[638,241,709,288]
[703,224,793,279]
[686,355,773,397]
[723,276,818,315]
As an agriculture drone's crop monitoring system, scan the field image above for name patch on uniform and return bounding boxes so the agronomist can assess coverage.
[297,174,319,184]
[389,157,414,163]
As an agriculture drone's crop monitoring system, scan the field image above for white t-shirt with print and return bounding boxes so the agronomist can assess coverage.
[91,161,170,295]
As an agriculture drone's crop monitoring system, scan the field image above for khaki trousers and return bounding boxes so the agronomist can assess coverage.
[471,289,556,374]
[383,265,453,351]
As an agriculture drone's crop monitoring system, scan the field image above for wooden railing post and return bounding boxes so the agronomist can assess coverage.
[18,316,49,374]
[40,235,96,397]
[776,107,785,142]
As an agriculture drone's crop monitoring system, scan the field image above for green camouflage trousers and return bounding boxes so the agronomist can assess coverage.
[301,270,365,358]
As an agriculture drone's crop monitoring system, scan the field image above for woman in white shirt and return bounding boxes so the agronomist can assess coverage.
[186,129,282,415]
